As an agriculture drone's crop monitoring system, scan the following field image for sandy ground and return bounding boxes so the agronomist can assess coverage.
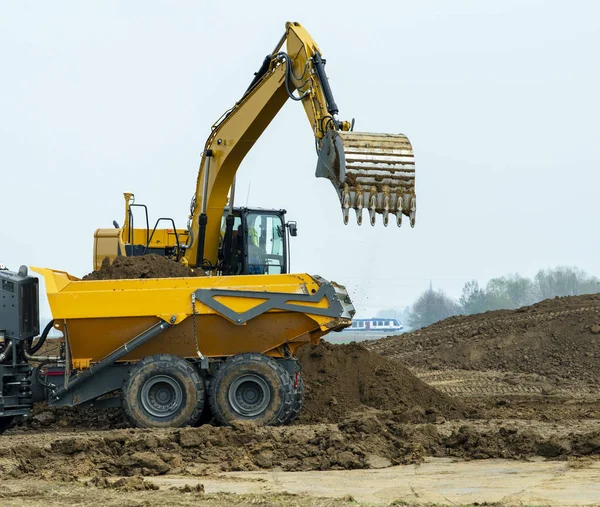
[170,458,600,505]
[1,458,600,506]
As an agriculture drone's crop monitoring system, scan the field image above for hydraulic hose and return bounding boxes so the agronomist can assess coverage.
[276,52,310,102]
[28,320,54,355]
[35,360,64,388]
[0,339,13,363]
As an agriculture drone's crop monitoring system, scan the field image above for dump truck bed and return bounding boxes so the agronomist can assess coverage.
[33,267,354,368]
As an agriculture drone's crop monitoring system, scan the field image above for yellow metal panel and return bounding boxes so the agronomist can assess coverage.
[213,296,269,313]
[32,267,352,367]
[68,313,322,363]
[129,228,189,249]
[93,229,122,270]
[32,268,321,319]
[71,358,92,369]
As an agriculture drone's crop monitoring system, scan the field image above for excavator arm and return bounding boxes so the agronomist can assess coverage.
[185,21,416,269]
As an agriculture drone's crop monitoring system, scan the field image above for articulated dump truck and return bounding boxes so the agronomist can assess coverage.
[0,266,353,430]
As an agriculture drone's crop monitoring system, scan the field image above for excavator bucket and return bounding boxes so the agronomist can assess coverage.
[316,131,416,227]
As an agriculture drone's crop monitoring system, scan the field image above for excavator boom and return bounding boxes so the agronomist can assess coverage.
[187,21,416,268]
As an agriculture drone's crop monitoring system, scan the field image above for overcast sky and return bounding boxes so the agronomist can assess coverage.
[1,0,599,318]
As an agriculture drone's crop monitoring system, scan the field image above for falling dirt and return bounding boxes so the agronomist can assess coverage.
[83,255,202,280]
[296,342,464,423]
[367,293,600,385]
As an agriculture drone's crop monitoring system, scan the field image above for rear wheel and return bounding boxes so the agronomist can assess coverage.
[208,353,293,426]
[122,354,205,428]
[0,416,14,435]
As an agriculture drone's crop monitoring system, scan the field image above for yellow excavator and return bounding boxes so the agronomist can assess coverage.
[0,22,416,432]
[93,21,416,274]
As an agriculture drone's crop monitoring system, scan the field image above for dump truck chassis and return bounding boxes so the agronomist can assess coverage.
[0,352,304,430]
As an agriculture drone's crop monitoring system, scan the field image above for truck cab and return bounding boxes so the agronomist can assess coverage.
[219,208,296,276]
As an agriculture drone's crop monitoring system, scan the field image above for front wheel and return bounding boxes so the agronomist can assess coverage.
[208,353,293,426]
[121,354,205,428]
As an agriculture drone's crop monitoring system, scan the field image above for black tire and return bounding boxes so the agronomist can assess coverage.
[121,354,205,428]
[208,353,293,426]
[0,416,14,435]
[286,372,305,424]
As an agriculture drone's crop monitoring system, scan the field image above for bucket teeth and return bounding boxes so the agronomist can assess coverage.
[395,211,403,227]
[316,131,416,228]
[382,193,390,227]
[356,192,364,225]
[369,193,377,226]
[342,190,350,225]
[409,197,416,228]
[396,198,403,227]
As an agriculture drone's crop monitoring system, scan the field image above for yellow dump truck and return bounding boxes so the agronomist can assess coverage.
[0,265,353,430]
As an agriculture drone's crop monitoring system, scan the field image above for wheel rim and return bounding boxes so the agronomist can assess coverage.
[140,375,183,418]
[228,374,271,417]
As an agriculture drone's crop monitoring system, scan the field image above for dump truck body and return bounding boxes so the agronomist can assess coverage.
[0,266,354,429]
[35,267,353,365]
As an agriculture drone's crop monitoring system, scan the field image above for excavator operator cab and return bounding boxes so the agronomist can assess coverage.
[93,192,297,276]
[219,208,296,276]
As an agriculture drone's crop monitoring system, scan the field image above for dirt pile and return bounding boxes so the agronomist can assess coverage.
[12,342,463,432]
[16,405,128,432]
[3,411,600,481]
[296,342,464,423]
[83,255,201,280]
[367,294,600,384]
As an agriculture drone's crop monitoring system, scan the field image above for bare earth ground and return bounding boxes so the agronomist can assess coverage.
[2,457,600,506]
[2,401,600,506]
[7,290,600,506]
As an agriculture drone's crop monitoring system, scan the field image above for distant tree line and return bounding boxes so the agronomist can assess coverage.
[380,267,600,331]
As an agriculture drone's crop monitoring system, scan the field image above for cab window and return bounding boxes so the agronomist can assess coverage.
[246,212,285,274]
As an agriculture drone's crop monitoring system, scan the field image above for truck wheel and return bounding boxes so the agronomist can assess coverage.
[286,372,305,424]
[122,354,205,428]
[208,353,293,426]
[0,416,14,435]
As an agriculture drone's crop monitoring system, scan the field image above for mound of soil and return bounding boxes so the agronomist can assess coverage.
[3,411,600,481]
[16,405,128,432]
[296,341,464,423]
[367,294,600,384]
[14,342,463,432]
[83,255,201,280]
